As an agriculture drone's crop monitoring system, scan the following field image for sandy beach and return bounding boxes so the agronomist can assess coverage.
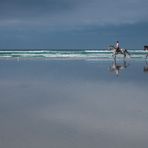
[0,0,148,146]
[0,58,148,148]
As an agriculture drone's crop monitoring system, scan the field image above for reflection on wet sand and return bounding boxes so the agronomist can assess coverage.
[109,59,130,76]
[0,59,148,148]
[144,61,148,73]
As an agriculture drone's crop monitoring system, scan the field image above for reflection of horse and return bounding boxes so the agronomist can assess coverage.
[144,61,148,72]
[108,45,130,59]
[109,59,129,76]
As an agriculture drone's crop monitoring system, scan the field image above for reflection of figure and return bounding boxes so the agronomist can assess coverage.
[144,61,148,72]
[109,59,129,76]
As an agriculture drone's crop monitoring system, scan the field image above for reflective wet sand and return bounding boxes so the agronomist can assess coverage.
[0,59,148,148]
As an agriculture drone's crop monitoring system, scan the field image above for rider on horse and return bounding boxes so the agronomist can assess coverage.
[108,41,130,58]
[115,41,120,52]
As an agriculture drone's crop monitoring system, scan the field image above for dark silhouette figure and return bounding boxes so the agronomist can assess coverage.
[144,46,148,59]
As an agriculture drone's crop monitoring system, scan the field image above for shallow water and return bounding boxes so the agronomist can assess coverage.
[0,59,148,148]
[0,49,147,59]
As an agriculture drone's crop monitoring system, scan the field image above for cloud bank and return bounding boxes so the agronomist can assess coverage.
[0,0,148,28]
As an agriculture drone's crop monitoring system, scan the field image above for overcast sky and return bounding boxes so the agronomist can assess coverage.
[0,0,148,49]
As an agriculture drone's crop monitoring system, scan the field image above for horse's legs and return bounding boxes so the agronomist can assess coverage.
[114,56,117,64]
[124,52,126,58]
[112,51,116,59]
[126,49,130,56]
[114,52,117,60]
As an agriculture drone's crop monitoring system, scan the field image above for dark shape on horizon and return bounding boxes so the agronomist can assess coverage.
[144,46,148,50]
[144,45,148,59]
[108,45,130,60]
[109,59,129,77]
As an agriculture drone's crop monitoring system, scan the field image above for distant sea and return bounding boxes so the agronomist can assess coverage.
[0,49,147,59]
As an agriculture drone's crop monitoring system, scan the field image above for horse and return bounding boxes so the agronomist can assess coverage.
[109,58,129,76]
[108,45,130,59]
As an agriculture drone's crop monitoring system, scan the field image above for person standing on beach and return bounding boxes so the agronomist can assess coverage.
[115,41,120,52]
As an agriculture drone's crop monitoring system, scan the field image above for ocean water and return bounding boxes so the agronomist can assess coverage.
[0,49,147,59]
[0,57,148,148]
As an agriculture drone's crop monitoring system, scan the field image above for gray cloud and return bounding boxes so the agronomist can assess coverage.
[0,0,78,20]
[0,0,148,28]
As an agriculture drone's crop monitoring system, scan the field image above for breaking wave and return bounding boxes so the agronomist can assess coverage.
[0,49,147,59]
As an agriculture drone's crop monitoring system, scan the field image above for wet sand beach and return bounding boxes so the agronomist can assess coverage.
[0,59,148,148]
